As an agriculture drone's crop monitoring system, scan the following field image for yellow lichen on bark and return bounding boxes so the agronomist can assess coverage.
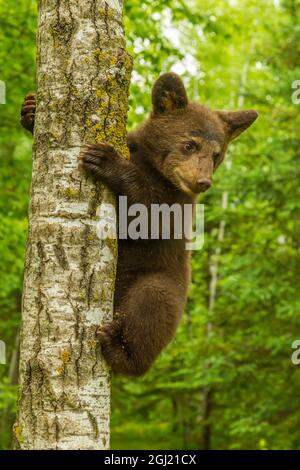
[15,0,131,450]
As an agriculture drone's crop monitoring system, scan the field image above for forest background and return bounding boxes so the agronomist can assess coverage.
[0,0,300,450]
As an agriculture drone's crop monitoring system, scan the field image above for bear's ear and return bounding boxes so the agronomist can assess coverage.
[217,110,258,141]
[152,73,188,115]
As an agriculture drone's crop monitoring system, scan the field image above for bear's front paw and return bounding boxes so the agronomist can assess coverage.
[21,94,36,133]
[78,143,119,177]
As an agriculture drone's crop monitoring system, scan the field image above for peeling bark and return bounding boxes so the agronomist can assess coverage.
[15,0,131,450]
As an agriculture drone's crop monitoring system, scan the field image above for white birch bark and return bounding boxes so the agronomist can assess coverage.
[14,0,131,450]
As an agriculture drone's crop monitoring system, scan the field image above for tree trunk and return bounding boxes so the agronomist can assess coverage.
[14,0,131,450]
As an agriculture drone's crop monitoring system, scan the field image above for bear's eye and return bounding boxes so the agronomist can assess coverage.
[213,151,221,163]
[184,141,196,152]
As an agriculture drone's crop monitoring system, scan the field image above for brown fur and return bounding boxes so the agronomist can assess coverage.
[21,73,258,376]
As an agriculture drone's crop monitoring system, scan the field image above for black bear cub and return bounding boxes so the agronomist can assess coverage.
[21,73,258,376]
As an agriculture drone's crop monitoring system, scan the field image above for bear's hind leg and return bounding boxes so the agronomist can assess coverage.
[98,273,184,376]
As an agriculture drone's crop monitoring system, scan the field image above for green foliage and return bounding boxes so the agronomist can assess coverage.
[0,0,36,449]
[0,0,300,450]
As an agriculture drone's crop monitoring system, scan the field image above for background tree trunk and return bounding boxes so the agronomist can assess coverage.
[14,0,131,450]
[200,60,250,450]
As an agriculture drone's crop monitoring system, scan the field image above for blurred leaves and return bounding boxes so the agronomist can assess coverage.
[0,0,300,451]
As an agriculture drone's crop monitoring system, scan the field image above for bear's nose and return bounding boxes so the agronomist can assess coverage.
[196,178,212,192]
